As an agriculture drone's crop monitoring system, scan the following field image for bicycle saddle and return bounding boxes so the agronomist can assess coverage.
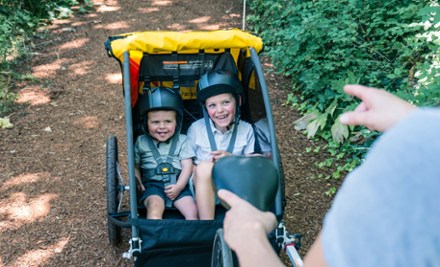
[212,155,279,211]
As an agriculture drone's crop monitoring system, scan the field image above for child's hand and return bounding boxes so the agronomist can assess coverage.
[210,150,231,162]
[165,184,182,200]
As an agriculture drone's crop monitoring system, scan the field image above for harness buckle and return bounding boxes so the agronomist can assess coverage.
[155,163,175,175]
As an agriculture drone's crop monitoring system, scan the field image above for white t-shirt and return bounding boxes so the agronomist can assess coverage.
[186,118,255,164]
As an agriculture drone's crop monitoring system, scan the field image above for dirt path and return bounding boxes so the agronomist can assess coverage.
[0,1,336,266]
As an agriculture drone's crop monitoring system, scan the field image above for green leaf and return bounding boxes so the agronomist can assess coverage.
[387,73,397,79]
[313,146,321,153]
[325,98,338,117]
[347,71,361,84]
[0,117,13,128]
[331,116,349,144]
[306,119,321,139]
[325,187,337,197]
[306,113,328,139]
[293,110,320,131]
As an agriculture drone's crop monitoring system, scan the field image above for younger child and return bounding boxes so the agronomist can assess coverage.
[134,87,198,220]
[187,70,256,220]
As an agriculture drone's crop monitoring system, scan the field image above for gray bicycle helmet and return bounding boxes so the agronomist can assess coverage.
[139,86,184,130]
[196,70,243,151]
[197,70,243,105]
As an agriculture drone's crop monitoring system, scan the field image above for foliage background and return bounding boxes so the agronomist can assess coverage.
[248,0,440,186]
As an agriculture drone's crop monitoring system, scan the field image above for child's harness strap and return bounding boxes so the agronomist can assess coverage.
[203,108,238,153]
[144,134,180,208]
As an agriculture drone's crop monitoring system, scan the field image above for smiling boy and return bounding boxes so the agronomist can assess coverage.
[187,70,255,220]
[134,87,198,220]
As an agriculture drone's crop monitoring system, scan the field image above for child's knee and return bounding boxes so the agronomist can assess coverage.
[186,204,198,219]
[145,195,164,209]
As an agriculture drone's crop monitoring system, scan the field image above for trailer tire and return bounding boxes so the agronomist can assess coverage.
[106,135,122,246]
[211,229,233,267]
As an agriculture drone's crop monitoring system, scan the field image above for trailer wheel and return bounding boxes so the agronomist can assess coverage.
[211,229,233,267]
[106,135,122,246]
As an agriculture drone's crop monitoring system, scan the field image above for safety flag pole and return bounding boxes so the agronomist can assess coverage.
[242,0,247,30]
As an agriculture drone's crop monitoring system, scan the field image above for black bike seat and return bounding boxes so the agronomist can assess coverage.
[212,155,279,211]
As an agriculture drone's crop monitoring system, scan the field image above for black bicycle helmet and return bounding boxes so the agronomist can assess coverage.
[139,86,184,130]
[197,70,243,105]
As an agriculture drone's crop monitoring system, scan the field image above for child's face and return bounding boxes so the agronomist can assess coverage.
[147,110,177,142]
[205,93,236,133]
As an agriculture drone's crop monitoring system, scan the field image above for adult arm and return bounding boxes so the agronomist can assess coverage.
[339,85,415,131]
[303,233,328,267]
[218,189,285,267]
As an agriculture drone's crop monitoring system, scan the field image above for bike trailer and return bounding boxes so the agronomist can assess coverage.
[104,29,289,267]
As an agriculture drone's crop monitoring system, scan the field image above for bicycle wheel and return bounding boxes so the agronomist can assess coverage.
[211,229,233,267]
[106,135,122,246]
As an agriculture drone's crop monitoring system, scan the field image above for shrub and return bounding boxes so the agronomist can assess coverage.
[248,0,440,181]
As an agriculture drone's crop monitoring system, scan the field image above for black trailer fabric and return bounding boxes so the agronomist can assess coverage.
[135,245,213,267]
[136,218,223,250]
[133,216,224,267]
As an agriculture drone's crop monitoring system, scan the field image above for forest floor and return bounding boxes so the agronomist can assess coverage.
[0,0,339,266]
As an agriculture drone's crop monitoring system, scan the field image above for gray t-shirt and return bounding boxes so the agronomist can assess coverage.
[134,134,195,181]
[323,108,440,267]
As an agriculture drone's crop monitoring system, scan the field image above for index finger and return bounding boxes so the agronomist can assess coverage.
[218,189,244,208]
[343,84,373,101]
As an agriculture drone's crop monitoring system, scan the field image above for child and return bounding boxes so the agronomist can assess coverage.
[187,70,256,220]
[134,87,198,220]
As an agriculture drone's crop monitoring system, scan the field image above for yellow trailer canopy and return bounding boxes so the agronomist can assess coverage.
[104,29,263,107]
[106,29,263,61]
